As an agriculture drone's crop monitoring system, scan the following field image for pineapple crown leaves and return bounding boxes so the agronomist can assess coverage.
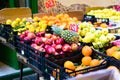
[51,25,63,35]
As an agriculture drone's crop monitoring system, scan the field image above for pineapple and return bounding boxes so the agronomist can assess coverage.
[52,26,79,44]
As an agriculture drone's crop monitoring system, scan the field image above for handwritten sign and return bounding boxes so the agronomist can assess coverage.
[69,23,79,32]
[44,0,56,9]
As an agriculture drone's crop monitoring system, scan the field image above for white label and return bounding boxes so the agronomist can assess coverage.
[21,50,24,55]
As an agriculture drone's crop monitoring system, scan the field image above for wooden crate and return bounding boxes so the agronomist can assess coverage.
[0,7,32,24]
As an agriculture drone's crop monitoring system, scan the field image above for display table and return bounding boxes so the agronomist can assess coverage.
[17,54,42,80]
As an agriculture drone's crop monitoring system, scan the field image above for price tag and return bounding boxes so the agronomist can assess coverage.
[69,23,79,32]
[44,0,56,9]
[21,50,24,55]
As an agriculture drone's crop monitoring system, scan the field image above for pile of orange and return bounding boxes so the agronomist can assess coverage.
[63,45,106,76]
[81,46,101,66]
[40,13,79,29]
[106,46,120,60]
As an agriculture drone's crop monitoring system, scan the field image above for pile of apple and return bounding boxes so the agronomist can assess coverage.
[19,30,79,57]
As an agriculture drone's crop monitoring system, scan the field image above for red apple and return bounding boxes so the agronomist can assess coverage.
[35,37,43,45]
[55,38,64,45]
[71,43,78,51]
[45,39,53,45]
[38,47,45,52]
[62,44,71,52]
[44,45,51,49]
[31,43,37,48]
[36,31,45,37]
[55,44,62,51]
[24,36,31,41]
[51,35,58,41]
[46,47,56,54]
[42,37,47,42]
[53,51,59,55]
[19,34,26,39]
[24,30,29,35]
[52,44,57,48]
[27,32,35,39]
[45,33,52,39]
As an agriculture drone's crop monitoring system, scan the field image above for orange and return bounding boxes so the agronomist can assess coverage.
[90,59,100,67]
[64,14,70,18]
[64,61,75,70]
[82,56,92,66]
[112,51,120,60]
[106,48,116,56]
[82,46,92,56]
[72,17,78,22]
[42,16,48,20]
[111,46,118,51]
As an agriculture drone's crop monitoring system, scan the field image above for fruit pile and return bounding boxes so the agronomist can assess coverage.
[63,46,106,76]
[40,13,79,29]
[77,22,115,49]
[106,46,120,60]
[87,8,120,22]
[19,30,79,57]
[6,14,79,35]
[6,17,47,35]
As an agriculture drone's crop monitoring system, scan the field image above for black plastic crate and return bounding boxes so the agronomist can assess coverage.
[83,15,109,25]
[82,15,97,23]
[15,35,29,58]
[109,57,120,70]
[0,24,15,45]
[14,35,45,71]
[42,48,109,80]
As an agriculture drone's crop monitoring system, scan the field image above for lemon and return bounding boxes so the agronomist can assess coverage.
[33,17,39,22]
[26,22,31,26]
[35,28,40,32]
[42,24,47,29]
[18,32,21,35]
[11,21,18,27]
[33,22,39,27]
[16,18,21,22]
[6,19,12,25]
[29,28,35,33]
[29,25,35,32]
[22,18,26,22]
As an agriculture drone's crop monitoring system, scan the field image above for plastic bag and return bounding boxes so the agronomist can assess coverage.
[67,68,120,80]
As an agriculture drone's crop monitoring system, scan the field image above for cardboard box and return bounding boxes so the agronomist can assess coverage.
[0,7,32,24]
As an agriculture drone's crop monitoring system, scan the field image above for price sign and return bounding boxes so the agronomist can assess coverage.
[69,23,79,32]
[44,0,56,9]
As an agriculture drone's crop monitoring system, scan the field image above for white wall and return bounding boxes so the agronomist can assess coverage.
[56,0,120,7]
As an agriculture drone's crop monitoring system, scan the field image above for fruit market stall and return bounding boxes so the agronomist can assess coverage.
[1,5,120,80]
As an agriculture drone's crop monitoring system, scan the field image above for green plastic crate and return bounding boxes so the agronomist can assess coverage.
[0,43,19,70]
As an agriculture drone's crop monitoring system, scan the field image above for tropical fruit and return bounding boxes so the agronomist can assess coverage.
[52,26,79,44]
